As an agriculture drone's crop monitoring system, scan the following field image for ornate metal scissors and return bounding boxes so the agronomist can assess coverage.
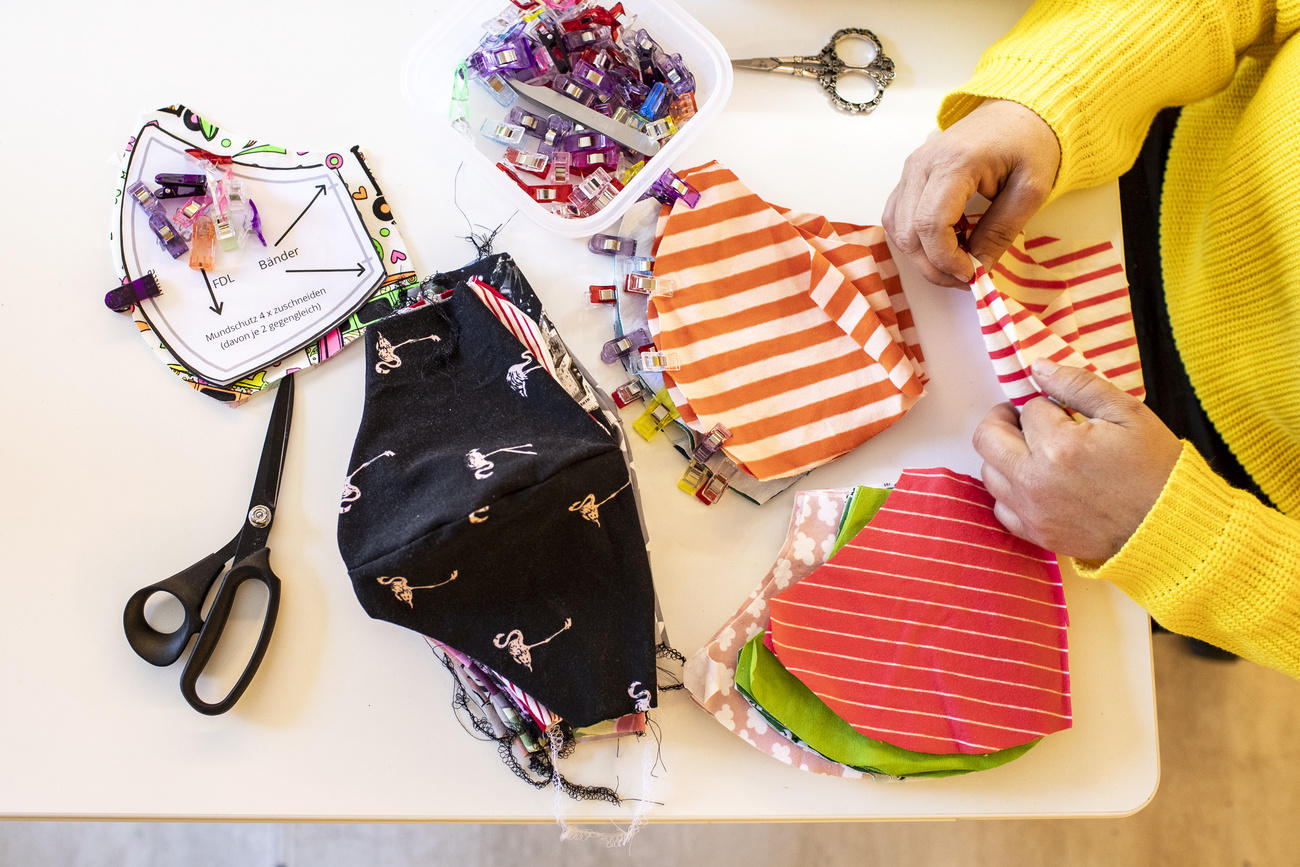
[123,375,294,715]
[731,28,895,115]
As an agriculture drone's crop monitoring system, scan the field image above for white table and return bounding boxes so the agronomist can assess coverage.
[0,0,1157,821]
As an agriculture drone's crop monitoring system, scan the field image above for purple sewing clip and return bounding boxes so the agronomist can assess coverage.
[126,181,188,259]
[588,233,635,256]
[571,59,615,97]
[537,115,574,155]
[248,200,267,246]
[478,34,533,74]
[600,327,652,363]
[506,106,548,135]
[652,49,695,96]
[561,130,609,152]
[649,169,700,208]
[104,272,162,313]
[571,144,620,172]
[692,423,732,463]
[153,173,208,199]
[550,73,599,106]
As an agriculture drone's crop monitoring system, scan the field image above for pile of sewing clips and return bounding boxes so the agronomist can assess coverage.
[460,0,700,218]
[106,150,267,313]
[585,206,746,508]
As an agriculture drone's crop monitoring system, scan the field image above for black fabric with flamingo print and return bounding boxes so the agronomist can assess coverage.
[337,276,656,728]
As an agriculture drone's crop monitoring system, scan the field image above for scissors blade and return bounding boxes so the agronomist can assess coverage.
[731,56,783,72]
[235,374,295,556]
[506,80,661,156]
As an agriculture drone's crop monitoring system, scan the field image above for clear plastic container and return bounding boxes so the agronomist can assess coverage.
[401,0,732,237]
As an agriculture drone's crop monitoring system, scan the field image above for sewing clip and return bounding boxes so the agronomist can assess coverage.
[599,327,652,363]
[611,380,645,407]
[588,233,636,256]
[153,173,207,199]
[104,272,161,313]
[632,387,680,440]
[637,350,679,372]
[589,284,617,304]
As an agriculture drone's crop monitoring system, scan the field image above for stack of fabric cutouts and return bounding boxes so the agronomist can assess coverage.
[336,253,670,807]
[643,161,928,482]
[685,224,1145,778]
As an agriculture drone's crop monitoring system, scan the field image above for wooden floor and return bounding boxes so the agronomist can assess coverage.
[6,633,1298,866]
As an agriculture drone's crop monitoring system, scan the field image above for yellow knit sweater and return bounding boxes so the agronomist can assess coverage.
[938,1,1300,676]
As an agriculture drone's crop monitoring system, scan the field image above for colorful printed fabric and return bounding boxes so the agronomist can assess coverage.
[968,235,1144,408]
[736,634,1038,777]
[646,161,926,481]
[111,105,417,404]
[683,488,864,777]
[768,468,1072,755]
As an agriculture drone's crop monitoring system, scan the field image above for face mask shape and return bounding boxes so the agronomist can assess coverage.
[337,280,657,728]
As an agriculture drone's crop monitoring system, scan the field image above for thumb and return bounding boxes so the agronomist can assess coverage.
[1031,358,1137,422]
[968,172,1048,271]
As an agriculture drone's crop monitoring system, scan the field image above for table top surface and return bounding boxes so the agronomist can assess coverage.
[0,0,1158,822]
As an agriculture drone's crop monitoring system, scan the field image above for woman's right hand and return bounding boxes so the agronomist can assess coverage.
[882,99,1061,287]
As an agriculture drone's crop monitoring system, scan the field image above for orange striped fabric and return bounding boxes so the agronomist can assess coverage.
[646,162,926,481]
[971,232,1145,408]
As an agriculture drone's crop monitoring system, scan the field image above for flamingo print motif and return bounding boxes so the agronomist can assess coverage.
[568,480,631,528]
[505,350,544,397]
[377,571,458,608]
[374,331,442,374]
[339,450,395,514]
[628,681,651,713]
[493,618,573,672]
[465,444,537,480]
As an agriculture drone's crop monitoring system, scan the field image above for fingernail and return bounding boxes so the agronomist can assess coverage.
[1031,358,1057,377]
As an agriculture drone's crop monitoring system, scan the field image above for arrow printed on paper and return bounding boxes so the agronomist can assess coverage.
[201,269,224,315]
[284,262,366,276]
[273,184,328,248]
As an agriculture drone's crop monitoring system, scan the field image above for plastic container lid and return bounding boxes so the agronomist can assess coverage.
[402,0,733,237]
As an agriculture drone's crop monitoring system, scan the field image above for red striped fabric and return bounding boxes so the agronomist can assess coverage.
[465,277,557,377]
[645,162,926,481]
[969,233,1144,408]
[768,468,1071,755]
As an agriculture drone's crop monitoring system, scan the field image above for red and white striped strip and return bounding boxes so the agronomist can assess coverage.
[466,277,557,377]
[970,234,1144,408]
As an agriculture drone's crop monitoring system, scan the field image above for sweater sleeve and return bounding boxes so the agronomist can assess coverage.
[938,1,1277,195]
[1073,442,1300,678]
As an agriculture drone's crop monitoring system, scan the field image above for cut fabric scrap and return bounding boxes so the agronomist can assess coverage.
[736,633,1038,777]
[967,231,1144,408]
[683,488,871,778]
[646,161,926,481]
[768,468,1071,755]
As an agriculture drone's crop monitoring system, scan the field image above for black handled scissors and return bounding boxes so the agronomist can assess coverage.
[732,28,896,115]
[123,375,294,715]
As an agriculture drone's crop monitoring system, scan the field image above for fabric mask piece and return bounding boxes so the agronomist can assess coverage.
[646,161,927,481]
[966,231,1145,408]
[683,489,867,777]
[768,468,1071,755]
[736,634,1039,777]
[338,288,657,728]
[110,104,417,403]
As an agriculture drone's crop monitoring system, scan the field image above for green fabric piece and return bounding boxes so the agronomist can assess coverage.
[737,634,1038,778]
[831,486,892,556]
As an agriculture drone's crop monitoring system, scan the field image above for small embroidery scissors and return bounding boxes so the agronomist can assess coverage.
[731,28,895,115]
[123,375,294,715]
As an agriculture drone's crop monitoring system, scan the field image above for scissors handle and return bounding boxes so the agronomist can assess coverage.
[178,547,281,716]
[123,546,232,667]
